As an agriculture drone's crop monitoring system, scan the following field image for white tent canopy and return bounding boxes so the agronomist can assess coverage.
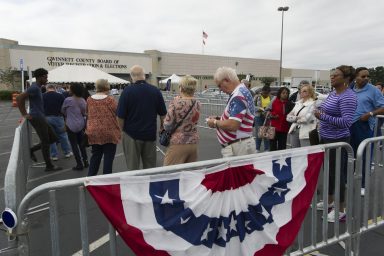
[159,74,181,84]
[29,65,129,84]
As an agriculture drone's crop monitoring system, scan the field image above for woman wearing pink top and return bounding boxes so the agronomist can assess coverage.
[163,75,201,166]
[86,79,121,176]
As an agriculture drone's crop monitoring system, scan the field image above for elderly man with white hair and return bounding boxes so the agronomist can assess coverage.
[117,65,167,170]
[207,67,256,157]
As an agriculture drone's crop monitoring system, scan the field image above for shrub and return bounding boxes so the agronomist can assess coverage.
[0,90,20,100]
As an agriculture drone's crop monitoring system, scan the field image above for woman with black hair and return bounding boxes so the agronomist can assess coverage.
[314,65,357,223]
[62,84,89,170]
[269,87,294,151]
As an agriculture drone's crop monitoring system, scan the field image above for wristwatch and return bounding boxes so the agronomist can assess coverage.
[369,112,374,117]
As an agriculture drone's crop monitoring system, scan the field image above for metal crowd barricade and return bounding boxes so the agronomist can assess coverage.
[353,133,384,256]
[288,142,355,256]
[162,93,226,129]
[1,120,32,255]
[3,143,364,256]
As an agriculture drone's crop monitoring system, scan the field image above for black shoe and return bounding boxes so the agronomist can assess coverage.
[72,165,84,171]
[45,165,62,172]
[30,150,37,162]
[83,160,89,168]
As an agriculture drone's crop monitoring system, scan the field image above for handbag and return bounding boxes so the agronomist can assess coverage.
[258,114,276,140]
[159,100,196,147]
[159,130,171,147]
[309,128,320,145]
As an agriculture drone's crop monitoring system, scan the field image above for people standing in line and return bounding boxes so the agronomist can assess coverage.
[163,75,201,166]
[62,84,88,171]
[287,84,317,148]
[207,67,256,157]
[375,82,383,94]
[288,80,307,103]
[86,79,121,176]
[81,84,91,100]
[241,79,255,97]
[16,68,62,172]
[43,84,73,160]
[269,87,294,151]
[349,67,384,196]
[117,65,167,170]
[374,82,384,136]
[61,84,71,98]
[254,85,275,152]
[314,65,357,223]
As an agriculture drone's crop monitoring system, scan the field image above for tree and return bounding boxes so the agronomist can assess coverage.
[371,66,384,84]
[0,68,18,90]
[259,77,276,86]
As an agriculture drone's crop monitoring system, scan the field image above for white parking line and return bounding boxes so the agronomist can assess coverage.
[72,232,119,256]
[28,153,125,183]
[0,151,11,156]
[0,135,14,140]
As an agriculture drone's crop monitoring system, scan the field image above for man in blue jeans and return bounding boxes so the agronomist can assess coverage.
[43,84,73,160]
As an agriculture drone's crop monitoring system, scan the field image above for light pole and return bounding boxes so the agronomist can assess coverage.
[278,6,289,87]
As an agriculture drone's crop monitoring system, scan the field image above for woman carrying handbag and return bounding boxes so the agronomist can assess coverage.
[162,75,201,166]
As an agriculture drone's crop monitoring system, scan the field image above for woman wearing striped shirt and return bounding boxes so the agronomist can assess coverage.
[314,65,357,223]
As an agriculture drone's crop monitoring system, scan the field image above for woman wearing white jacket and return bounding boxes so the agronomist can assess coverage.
[287,84,317,147]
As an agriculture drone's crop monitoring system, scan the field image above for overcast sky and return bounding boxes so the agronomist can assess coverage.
[2,0,383,70]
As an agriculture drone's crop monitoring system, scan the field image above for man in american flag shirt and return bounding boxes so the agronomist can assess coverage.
[207,67,256,157]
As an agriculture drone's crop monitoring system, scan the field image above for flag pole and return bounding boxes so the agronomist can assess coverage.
[202,30,204,55]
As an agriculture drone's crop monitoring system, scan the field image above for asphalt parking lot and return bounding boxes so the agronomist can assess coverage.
[0,100,383,256]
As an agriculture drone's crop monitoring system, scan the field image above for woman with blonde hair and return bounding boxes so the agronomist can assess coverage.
[85,79,121,176]
[163,75,201,166]
[287,83,317,147]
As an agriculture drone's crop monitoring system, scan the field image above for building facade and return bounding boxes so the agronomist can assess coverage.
[0,38,330,91]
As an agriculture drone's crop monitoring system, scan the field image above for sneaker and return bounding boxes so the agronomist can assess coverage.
[30,150,37,162]
[326,209,346,223]
[361,188,365,196]
[51,156,59,161]
[316,201,334,210]
[45,165,63,172]
[83,159,89,168]
[72,165,84,171]
[65,152,73,158]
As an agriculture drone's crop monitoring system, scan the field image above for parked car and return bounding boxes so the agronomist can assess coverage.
[201,88,222,96]
[110,88,119,95]
[251,86,281,97]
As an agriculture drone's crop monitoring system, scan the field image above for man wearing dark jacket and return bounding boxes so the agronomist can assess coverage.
[43,84,73,160]
[117,65,167,170]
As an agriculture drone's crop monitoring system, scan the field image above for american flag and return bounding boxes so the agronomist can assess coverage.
[86,147,324,256]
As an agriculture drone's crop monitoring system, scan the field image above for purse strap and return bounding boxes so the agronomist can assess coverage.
[170,100,196,134]
[263,112,271,126]
[296,105,305,116]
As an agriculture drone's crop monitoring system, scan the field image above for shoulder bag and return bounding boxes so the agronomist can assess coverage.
[159,100,196,147]
[257,113,276,140]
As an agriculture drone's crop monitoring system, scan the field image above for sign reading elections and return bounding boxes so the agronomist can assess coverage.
[85,148,324,256]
